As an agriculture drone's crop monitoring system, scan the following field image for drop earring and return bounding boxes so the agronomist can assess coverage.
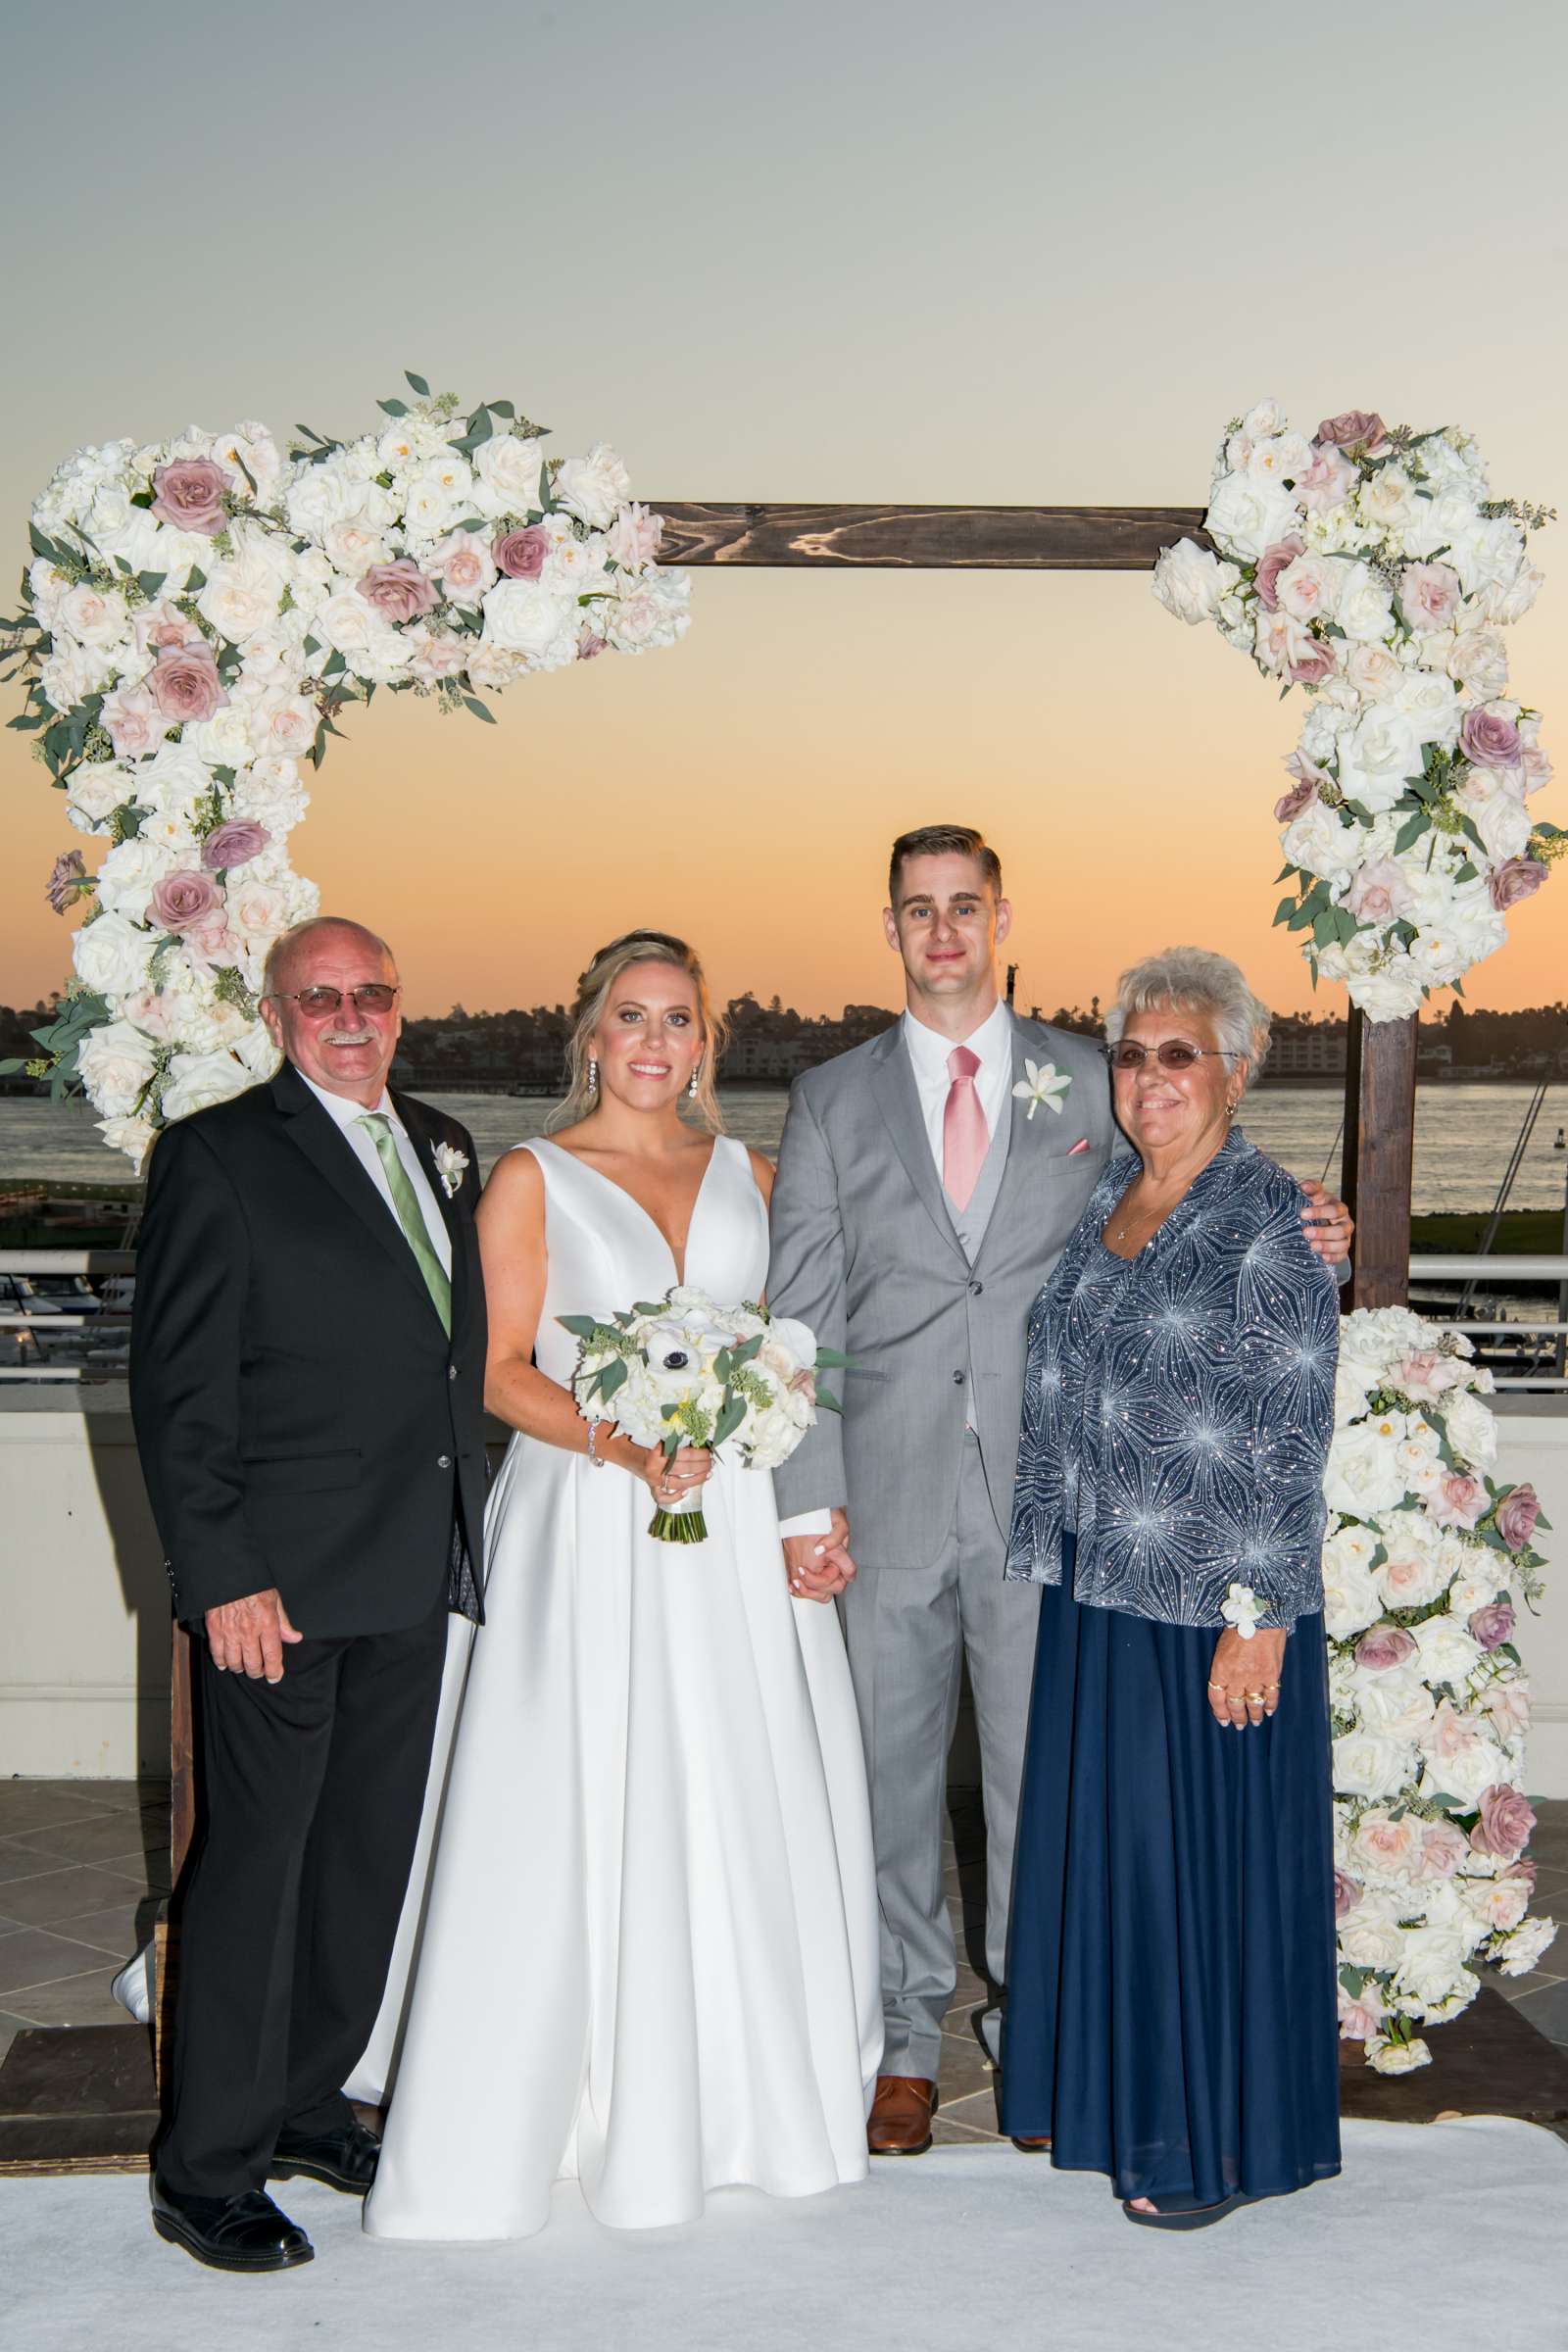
[688,1062,701,1100]
[587,1056,599,1094]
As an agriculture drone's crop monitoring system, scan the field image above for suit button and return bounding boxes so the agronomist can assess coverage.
[437,1453,453,1470]
[969,1280,984,1296]
[953,1370,965,1386]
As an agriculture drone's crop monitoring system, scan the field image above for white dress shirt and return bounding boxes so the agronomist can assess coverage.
[298,1071,453,1283]
[779,1000,1014,1545]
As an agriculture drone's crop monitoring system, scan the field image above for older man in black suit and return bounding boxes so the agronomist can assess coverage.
[130,915,487,2273]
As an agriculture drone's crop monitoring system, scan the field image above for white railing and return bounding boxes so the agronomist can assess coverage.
[1408,1252,1568,1392]
[0,1250,135,1383]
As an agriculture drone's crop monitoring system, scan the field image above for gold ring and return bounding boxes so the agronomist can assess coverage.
[1245,1691,1264,1704]
[1206,1682,1225,1693]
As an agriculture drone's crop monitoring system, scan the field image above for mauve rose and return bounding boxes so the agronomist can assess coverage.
[577,631,607,660]
[1333,1869,1362,1922]
[1469,1784,1537,1860]
[1468,1597,1516,1651]
[46,850,87,913]
[1504,1856,1538,1893]
[147,641,228,725]
[1400,562,1462,632]
[149,869,222,934]
[1254,534,1305,612]
[357,559,439,625]
[150,457,233,537]
[1316,410,1387,452]
[1288,636,1338,686]
[201,820,270,873]
[1354,1623,1418,1673]
[1460,708,1523,768]
[1489,858,1547,913]
[494,526,549,581]
[1274,775,1318,823]
[1495,1483,1542,1551]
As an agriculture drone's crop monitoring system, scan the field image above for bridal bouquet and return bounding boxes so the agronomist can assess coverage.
[561,1287,846,1544]
[1324,1306,1554,2073]
[1152,401,1560,1019]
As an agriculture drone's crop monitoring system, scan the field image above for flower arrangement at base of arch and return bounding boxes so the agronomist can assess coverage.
[1153,401,1561,1020]
[2,374,691,1163]
[1324,1306,1554,2072]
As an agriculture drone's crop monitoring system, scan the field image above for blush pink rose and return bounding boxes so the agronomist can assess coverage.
[1494,1484,1542,1552]
[133,600,205,657]
[1253,535,1305,612]
[201,820,270,872]
[149,869,222,933]
[1394,1349,1456,1404]
[1430,1470,1485,1530]
[1416,1820,1469,1880]
[150,457,233,537]
[1316,410,1388,453]
[147,641,228,725]
[1334,1869,1362,1922]
[100,685,165,760]
[1297,441,1357,514]
[1488,858,1546,913]
[1469,1784,1537,1860]
[604,502,662,569]
[577,630,607,660]
[1469,1597,1515,1651]
[357,560,439,624]
[1338,1991,1385,2041]
[1484,1683,1531,1741]
[182,909,239,968]
[1346,859,1410,925]
[493,525,550,581]
[1400,562,1462,631]
[1354,1624,1418,1673]
[432,531,496,606]
[1503,1855,1538,1893]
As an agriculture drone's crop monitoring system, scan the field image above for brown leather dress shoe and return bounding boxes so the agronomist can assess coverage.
[867,2075,937,2156]
[1011,2135,1053,2153]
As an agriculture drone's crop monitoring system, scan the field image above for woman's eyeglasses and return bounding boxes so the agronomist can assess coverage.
[1102,1041,1241,1072]
[266,985,401,1015]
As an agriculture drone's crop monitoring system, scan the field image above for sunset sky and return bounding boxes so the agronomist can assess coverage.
[3,0,1563,1023]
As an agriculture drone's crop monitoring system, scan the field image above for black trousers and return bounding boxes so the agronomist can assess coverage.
[157,1591,448,2199]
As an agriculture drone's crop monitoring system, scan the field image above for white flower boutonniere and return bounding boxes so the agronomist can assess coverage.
[1011,1058,1073,1120]
[433,1142,469,1200]
[1222,1582,1266,1640]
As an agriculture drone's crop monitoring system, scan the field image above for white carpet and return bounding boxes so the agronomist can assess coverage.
[7,2121,1564,2352]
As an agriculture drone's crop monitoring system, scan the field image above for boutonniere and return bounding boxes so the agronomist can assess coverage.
[1011,1058,1073,1120]
[432,1142,469,1200]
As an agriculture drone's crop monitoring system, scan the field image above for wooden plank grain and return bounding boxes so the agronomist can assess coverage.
[1343,1008,1418,1310]
[645,502,1210,570]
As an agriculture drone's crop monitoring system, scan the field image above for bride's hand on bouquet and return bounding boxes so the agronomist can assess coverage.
[637,1444,713,1510]
[784,1509,856,1604]
[1205,1627,1287,1730]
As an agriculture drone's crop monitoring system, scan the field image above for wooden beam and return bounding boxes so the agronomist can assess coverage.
[646,502,1209,570]
[1342,1009,1418,1309]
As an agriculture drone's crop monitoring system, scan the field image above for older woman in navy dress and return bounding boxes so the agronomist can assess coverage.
[1001,949,1341,2230]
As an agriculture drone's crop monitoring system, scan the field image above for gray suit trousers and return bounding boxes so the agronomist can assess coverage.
[837,1431,1041,2082]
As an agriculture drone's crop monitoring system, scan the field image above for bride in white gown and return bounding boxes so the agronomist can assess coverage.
[360,930,882,2242]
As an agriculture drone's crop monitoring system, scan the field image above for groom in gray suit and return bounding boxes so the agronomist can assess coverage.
[767,824,1350,2155]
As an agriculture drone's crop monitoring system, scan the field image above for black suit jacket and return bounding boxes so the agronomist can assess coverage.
[129,1062,488,1637]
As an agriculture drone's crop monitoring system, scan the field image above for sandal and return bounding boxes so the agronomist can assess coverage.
[1122,2190,1254,2231]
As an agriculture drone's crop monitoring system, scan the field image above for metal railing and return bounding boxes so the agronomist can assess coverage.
[0,1250,135,1383]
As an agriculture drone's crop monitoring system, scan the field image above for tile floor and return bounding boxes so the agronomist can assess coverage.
[1,1781,1564,2134]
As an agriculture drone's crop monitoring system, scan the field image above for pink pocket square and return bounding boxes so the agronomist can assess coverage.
[1068,1137,1091,1155]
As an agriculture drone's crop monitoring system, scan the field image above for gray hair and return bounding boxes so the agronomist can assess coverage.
[1104,947,1273,1089]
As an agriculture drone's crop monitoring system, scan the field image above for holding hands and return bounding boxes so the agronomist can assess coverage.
[784,1508,857,1605]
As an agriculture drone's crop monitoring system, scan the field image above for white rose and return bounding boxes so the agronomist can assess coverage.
[73,911,156,1001]
[59,582,132,651]
[321,517,389,578]
[235,1019,283,1080]
[1281,801,1358,885]
[1353,1666,1436,1742]
[1247,431,1313,488]
[481,579,578,666]
[553,442,631,531]
[1447,628,1509,702]
[1339,1913,1405,1973]
[233,754,309,832]
[1322,1558,1382,1642]
[249,693,317,761]
[42,639,118,711]
[1151,537,1242,625]
[1392,671,1462,751]
[472,433,545,517]
[1338,708,1424,815]
[1375,1516,1450,1611]
[1493,1916,1558,1977]
[66,760,132,827]
[1411,1612,1483,1691]
[136,743,216,817]
[1393,1926,1472,2009]
[187,701,261,768]
[1335,562,1397,644]
[98,1110,157,1169]
[160,1048,254,1121]
[84,486,166,571]
[315,591,384,659]
[1416,1704,1502,1807]
[1367,2035,1432,2076]
[1275,553,1341,621]
[1323,1412,1410,1519]
[227,879,289,940]
[1332,1730,1412,1800]
[1479,563,1543,626]
[209,422,284,506]
[1357,467,1421,534]
[284,460,367,540]
[1204,471,1301,562]
[538,518,611,598]
[1439,1385,1497,1467]
[75,1019,159,1118]
[1242,398,1288,438]
[400,472,460,542]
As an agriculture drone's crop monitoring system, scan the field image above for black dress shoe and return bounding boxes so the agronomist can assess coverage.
[270,2117,381,2196]
[151,2176,314,2273]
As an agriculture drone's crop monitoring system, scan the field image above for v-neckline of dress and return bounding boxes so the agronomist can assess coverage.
[541,1135,723,1289]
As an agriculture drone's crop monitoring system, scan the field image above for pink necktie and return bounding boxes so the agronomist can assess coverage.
[943,1045,988,1212]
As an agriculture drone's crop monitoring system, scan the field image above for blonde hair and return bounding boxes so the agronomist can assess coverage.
[550,930,728,1133]
[1105,946,1273,1089]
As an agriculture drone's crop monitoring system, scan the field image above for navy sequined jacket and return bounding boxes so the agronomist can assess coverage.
[1004,1129,1339,1630]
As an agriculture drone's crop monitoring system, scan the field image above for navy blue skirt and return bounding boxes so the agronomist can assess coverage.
[1001,1553,1341,2206]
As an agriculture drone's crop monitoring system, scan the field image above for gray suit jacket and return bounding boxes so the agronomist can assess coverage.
[767,1011,1116,1571]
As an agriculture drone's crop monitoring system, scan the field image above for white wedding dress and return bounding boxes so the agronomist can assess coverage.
[359,1135,882,2241]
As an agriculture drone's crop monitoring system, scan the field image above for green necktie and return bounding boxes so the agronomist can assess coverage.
[357,1113,452,1337]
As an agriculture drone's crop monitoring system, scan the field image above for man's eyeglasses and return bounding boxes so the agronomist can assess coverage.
[266,985,401,1016]
[1102,1041,1241,1072]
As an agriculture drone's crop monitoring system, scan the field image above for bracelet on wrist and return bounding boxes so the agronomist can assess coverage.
[584,1420,608,1470]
